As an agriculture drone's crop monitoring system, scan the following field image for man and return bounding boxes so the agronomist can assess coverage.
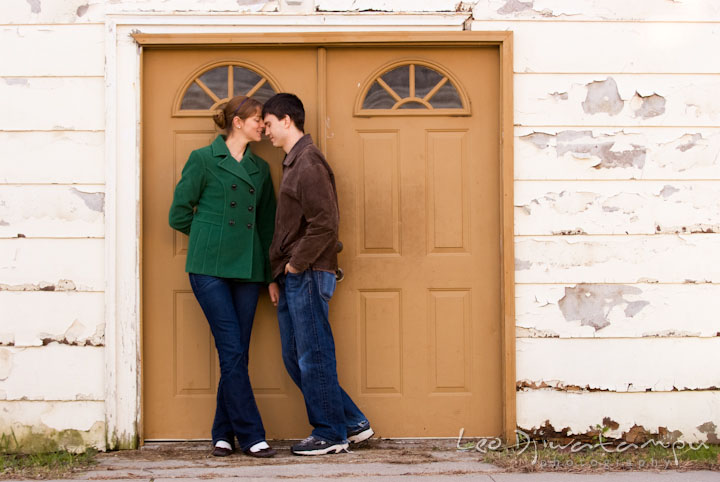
[263,93,373,455]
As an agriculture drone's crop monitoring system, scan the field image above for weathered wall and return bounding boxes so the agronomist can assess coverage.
[467,0,720,443]
[1,0,718,450]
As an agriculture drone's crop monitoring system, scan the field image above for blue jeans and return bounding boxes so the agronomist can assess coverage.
[277,269,368,443]
[189,273,266,451]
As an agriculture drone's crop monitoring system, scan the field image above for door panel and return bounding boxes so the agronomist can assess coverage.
[142,48,317,440]
[326,46,501,437]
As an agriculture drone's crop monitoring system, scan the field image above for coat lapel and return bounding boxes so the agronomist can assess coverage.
[212,135,257,188]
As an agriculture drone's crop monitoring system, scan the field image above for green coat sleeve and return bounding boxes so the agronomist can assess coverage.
[257,168,277,283]
[169,151,206,235]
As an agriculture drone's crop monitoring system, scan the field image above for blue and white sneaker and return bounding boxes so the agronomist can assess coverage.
[348,421,374,444]
[291,435,349,456]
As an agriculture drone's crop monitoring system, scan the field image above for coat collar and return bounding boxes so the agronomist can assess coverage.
[212,135,259,186]
[283,134,314,168]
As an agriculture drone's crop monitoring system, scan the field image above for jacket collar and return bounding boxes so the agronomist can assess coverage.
[283,134,314,168]
[212,135,259,186]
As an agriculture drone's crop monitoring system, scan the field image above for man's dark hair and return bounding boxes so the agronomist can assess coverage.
[262,93,305,132]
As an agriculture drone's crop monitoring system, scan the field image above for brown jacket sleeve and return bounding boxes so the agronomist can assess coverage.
[289,157,339,272]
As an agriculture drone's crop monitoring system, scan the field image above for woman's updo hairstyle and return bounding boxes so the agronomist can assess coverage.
[213,95,263,133]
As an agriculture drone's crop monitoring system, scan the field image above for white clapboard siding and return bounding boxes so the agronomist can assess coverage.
[0,131,105,184]
[0,291,105,347]
[515,127,720,181]
[516,284,720,339]
[515,181,720,236]
[0,400,105,433]
[470,21,720,74]
[0,345,104,400]
[515,235,720,284]
[517,338,720,392]
[0,239,104,291]
[2,0,106,23]
[517,390,720,443]
[473,0,720,22]
[515,74,720,127]
[0,25,104,77]
[0,78,104,131]
[0,185,105,238]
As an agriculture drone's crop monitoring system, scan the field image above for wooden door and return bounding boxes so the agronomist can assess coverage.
[142,43,502,440]
[142,48,317,440]
[326,46,502,436]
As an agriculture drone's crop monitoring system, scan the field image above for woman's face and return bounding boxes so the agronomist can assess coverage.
[235,108,264,142]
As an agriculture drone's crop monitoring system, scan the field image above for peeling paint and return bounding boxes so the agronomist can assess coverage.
[497,0,533,15]
[0,334,14,346]
[582,77,623,116]
[520,130,647,170]
[549,91,568,100]
[69,188,104,213]
[516,327,559,338]
[0,421,105,454]
[5,78,29,86]
[602,417,619,430]
[697,422,720,444]
[558,284,649,330]
[25,0,41,14]
[0,279,77,292]
[659,185,680,198]
[515,258,532,271]
[552,229,587,235]
[676,133,703,152]
[623,424,650,444]
[517,380,610,393]
[658,427,683,444]
[632,92,666,119]
[39,321,104,347]
[76,4,89,17]
[0,220,9,226]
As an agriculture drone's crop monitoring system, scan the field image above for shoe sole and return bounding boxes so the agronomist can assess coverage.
[292,443,349,456]
[348,427,374,444]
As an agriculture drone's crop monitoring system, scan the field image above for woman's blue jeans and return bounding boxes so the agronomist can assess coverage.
[189,273,266,451]
[277,269,368,443]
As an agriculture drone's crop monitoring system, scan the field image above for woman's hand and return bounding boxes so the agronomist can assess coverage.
[268,282,280,307]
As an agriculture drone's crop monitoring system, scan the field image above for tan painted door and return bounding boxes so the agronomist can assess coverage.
[325,46,502,436]
[143,44,501,440]
[142,48,317,440]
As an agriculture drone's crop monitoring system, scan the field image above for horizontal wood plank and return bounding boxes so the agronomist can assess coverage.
[0,25,104,76]
[516,283,720,338]
[0,291,104,347]
[515,234,720,284]
[515,74,720,127]
[0,238,104,291]
[515,181,720,235]
[517,337,720,392]
[517,390,720,444]
[0,78,104,131]
[515,127,720,181]
[0,345,104,400]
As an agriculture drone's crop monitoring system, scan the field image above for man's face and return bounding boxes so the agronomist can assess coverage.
[263,114,286,148]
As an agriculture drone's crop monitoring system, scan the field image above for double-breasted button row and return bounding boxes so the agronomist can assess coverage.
[229,220,235,226]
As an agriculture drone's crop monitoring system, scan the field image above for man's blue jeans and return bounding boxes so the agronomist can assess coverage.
[277,269,368,443]
[189,273,266,451]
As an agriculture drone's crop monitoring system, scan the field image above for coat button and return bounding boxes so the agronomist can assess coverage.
[249,188,255,194]
[246,223,252,229]
[230,201,237,207]
[248,206,254,212]
[231,184,237,190]
[229,220,235,226]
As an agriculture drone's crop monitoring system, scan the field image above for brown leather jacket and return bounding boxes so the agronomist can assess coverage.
[270,134,339,279]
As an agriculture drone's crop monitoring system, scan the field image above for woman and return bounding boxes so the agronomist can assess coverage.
[169,95,278,458]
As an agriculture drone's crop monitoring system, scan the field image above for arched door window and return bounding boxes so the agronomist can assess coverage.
[355,60,470,116]
[174,61,280,116]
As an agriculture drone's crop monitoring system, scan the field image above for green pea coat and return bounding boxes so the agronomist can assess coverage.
[168,135,276,282]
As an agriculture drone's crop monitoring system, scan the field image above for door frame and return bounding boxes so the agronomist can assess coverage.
[108,21,514,447]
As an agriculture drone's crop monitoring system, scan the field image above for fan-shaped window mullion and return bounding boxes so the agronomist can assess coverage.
[176,63,278,115]
[357,61,468,116]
